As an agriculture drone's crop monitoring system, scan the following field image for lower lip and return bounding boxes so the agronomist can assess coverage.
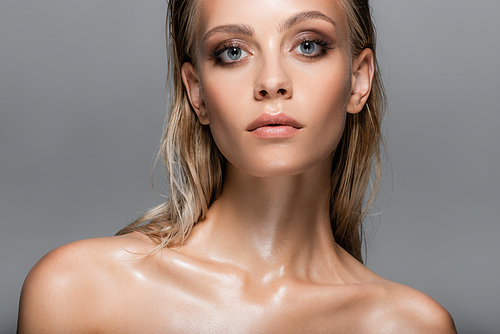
[249,125,302,139]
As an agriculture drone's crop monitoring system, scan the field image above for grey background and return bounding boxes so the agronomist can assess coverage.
[0,0,498,332]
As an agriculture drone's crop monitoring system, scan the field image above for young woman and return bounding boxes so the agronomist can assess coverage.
[18,0,457,332]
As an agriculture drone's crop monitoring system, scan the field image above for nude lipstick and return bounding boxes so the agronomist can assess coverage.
[246,113,303,139]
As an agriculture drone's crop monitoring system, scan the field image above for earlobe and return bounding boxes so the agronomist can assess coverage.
[181,62,209,125]
[347,49,374,114]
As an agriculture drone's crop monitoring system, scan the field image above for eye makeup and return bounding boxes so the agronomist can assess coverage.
[291,34,334,60]
[208,40,252,67]
[203,16,338,68]
[206,33,334,67]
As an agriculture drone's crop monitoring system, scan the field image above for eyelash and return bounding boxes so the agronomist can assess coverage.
[296,37,334,60]
[210,42,246,67]
[210,37,334,66]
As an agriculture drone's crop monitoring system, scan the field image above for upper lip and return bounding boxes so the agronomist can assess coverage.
[246,113,304,131]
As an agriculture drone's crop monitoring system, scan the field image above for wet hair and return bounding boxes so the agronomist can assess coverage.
[117,0,385,263]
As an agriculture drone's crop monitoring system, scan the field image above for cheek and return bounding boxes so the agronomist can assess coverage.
[294,65,351,152]
[199,73,250,158]
[200,65,252,120]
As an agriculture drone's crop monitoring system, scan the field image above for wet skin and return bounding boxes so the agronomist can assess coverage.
[19,234,456,333]
[18,0,457,332]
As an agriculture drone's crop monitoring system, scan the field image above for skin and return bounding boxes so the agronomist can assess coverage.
[18,0,457,332]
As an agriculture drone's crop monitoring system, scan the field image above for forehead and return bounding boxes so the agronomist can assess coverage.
[197,0,348,38]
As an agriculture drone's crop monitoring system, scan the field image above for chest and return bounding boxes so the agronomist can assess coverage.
[97,281,369,333]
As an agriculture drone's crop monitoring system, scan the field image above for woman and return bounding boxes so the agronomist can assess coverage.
[18,0,457,332]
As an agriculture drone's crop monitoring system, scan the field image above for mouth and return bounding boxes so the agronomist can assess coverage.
[245,113,304,132]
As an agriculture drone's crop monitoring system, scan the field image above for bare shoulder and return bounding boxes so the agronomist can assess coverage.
[329,247,456,333]
[363,280,457,333]
[17,233,156,333]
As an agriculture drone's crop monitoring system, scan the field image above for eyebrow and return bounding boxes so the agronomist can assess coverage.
[202,10,336,43]
[203,24,255,43]
[278,10,337,32]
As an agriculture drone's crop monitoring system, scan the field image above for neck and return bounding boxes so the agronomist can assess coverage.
[183,156,345,284]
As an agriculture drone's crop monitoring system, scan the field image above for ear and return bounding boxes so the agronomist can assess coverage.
[347,48,374,114]
[181,62,209,125]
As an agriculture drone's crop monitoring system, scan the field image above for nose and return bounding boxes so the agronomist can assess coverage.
[253,57,293,100]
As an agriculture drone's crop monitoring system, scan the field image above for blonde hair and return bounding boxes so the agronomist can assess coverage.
[117,0,385,263]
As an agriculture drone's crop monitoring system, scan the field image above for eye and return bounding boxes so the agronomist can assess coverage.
[292,37,333,59]
[219,47,249,62]
[298,41,317,55]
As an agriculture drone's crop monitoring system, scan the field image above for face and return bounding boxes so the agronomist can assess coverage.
[182,0,373,178]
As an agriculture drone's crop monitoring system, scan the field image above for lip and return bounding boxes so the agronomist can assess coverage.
[246,113,304,139]
[246,113,304,132]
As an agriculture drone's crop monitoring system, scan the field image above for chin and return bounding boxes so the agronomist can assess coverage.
[230,156,326,179]
[247,167,305,178]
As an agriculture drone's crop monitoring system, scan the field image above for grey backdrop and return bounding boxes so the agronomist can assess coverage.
[1,0,498,333]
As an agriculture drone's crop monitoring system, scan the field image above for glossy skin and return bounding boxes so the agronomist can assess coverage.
[18,0,457,332]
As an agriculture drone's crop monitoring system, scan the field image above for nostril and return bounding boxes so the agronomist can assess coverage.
[278,88,286,95]
[260,90,267,97]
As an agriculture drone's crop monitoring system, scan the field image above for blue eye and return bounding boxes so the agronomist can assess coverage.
[299,41,316,55]
[219,47,248,62]
[226,47,242,60]
[293,38,332,58]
